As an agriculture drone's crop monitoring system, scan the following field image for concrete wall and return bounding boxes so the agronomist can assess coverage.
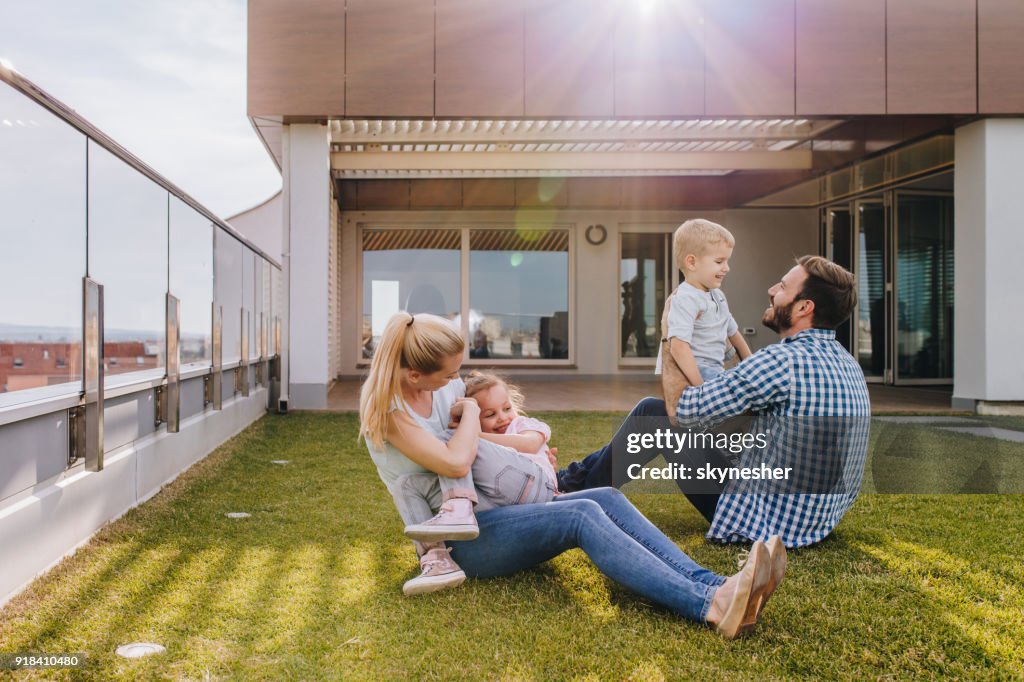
[337,207,816,378]
[328,187,343,381]
[229,195,286,370]
[723,209,818,347]
[227,192,283,263]
[954,119,1024,408]
[284,125,332,408]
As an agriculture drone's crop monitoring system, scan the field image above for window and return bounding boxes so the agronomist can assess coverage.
[360,225,571,363]
[13,357,24,368]
[362,228,460,358]
[620,232,671,360]
[469,229,569,359]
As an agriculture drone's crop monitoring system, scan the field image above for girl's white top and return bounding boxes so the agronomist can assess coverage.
[504,415,558,489]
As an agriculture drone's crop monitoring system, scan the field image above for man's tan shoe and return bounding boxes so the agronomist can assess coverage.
[715,541,771,639]
[758,535,788,613]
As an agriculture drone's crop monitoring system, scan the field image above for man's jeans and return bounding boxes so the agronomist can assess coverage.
[449,487,726,622]
[556,397,730,523]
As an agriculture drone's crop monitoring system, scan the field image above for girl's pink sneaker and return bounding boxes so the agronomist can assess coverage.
[403,498,479,541]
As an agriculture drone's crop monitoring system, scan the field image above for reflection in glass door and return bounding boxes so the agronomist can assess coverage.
[825,206,854,351]
[821,184,954,386]
[856,201,887,381]
[895,192,954,382]
[619,233,669,359]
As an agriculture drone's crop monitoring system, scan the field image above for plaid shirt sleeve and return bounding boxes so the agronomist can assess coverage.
[675,345,791,429]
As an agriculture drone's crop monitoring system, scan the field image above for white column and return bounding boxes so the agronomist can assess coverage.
[954,119,1024,413]
[282,124,331,409]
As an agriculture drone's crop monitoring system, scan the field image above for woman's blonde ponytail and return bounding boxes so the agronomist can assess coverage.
[359,312,464,449]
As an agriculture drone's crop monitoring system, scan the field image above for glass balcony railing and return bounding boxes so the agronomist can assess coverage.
[0,68,280,416]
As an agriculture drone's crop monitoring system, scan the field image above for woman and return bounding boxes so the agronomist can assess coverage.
[359,312,785,639]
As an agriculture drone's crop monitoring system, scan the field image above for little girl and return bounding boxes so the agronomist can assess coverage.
[463,371,559,496]
[393,371,557,597]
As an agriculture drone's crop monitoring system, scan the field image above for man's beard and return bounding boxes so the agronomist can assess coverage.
[762,299,797,333]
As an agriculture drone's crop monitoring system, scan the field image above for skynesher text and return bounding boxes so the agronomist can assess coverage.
[626,463,793,484]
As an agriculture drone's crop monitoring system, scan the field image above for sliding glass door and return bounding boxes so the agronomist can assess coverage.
[824,206,854,351]
[894,192,954,383]
[820,182,953,385]
[855,200,887,381]
[619,232,670,360]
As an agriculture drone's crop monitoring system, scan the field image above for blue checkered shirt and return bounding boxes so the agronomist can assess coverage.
[676,328,871,547]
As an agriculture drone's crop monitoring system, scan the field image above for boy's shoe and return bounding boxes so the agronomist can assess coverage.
[402,547,466,596]
[404,498,479,541]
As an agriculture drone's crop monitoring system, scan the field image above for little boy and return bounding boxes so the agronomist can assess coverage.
[656,219,752,384]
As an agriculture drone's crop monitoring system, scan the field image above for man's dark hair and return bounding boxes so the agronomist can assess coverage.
[794,255,858,329]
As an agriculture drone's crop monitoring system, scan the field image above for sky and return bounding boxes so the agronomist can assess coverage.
[0,0,281,219]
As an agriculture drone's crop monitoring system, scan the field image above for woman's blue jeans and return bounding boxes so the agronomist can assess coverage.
[448,487,726,622]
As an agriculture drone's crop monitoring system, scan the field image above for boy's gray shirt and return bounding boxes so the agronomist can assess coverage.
[655,280,739,374]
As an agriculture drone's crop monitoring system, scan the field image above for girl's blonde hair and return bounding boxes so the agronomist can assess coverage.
[463,370,526,416]
[359,312,465,449]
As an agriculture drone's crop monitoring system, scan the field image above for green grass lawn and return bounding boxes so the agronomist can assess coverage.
[1,412,1023,680]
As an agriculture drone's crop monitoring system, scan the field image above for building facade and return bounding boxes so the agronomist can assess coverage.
[245,0,1024,412]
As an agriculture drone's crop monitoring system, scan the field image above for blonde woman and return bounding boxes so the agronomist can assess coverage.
[360,312,784,639]
[361,313,555,596]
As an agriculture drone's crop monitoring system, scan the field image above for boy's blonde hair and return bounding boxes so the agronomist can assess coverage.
[672,219,735,269]
[463,371,526,416]
[359,312,465,450]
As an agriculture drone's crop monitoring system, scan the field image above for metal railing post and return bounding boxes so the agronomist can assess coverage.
[256,311,266,386]
[240,309,250,397]
[166,293,180,432]
[211,303,222,410]
[83,277,104,471]
[269,316,282,410]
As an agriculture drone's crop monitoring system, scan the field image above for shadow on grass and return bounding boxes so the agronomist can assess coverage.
[0,539,145,651]
[867,420,1024,494]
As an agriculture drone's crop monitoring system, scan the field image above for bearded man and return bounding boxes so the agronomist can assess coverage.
[557,256,871,548]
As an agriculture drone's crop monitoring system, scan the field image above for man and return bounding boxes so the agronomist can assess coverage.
[557,256,870,547]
